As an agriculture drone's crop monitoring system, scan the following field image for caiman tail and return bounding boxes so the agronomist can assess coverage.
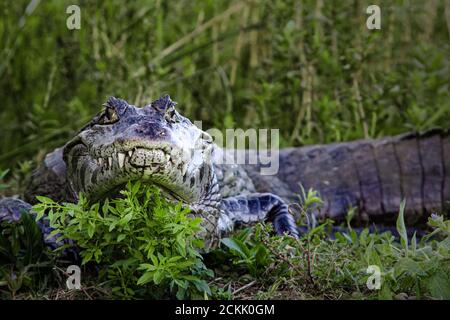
[246,129,450,226]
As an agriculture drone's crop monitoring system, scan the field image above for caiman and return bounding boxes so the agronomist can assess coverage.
[0,95,447,250]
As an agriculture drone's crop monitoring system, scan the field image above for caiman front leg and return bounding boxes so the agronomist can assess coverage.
[0,198,71,252]
[218,193,299,238]
[0,198,32,223]
[0,198,56,247]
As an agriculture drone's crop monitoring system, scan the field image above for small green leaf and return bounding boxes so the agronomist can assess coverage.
[396,199,408,253]
[153,270,164,284]
[427,272,450,299]
[221,238,249,258]
[137,272,154,285]
[35,196,56,205]
[117,234,126,242]
[394,257,425,277]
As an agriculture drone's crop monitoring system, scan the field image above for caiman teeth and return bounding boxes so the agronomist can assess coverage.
[108,157,113,168]
[118,152,125,168]
[98,158,104,166]
[128,150,133,158]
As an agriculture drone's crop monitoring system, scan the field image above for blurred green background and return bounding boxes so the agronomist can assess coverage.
[0,0,449,171]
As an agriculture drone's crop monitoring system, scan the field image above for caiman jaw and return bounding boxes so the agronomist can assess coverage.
[65,139,197,204]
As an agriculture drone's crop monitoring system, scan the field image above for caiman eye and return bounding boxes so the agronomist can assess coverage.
[98,106,119,125]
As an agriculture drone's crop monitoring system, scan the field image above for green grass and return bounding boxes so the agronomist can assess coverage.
[208,191,450,300]
[0,0,449,172]
[1,182,449,300]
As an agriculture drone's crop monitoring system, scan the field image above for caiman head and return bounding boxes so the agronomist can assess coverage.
[63,95,215,204]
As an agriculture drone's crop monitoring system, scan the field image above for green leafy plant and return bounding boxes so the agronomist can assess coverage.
[0,212,54,298]
[210,194,450,300]
[33,181,213,299]
[374,204,450,300]
[220,225,272,278]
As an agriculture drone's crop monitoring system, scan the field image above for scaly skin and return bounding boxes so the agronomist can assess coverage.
[1,95,448,252]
